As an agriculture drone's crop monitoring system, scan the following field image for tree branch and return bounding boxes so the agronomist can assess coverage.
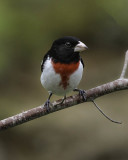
[0,51,128,131]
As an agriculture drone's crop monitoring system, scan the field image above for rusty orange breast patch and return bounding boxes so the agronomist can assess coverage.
[52,60,80,89]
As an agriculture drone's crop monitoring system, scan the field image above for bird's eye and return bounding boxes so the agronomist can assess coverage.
[65,42,71,47]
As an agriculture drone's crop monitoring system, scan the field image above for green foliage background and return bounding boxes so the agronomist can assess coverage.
[0,0,128,160]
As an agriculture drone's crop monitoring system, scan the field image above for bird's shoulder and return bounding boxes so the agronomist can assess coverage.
[41,52,50,72]
[80,57,84,68]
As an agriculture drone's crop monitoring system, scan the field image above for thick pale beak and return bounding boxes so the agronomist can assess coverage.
[74,41,88,52]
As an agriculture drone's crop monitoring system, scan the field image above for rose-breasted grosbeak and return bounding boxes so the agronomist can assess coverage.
[40,36,88,110]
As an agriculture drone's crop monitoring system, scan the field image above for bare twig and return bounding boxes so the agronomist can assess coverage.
[120,50,128,79]
[0,51,128,131]
[91,99,122,124]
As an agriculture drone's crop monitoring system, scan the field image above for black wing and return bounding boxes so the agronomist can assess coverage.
[41,53,49,72]
[80,57,84,68]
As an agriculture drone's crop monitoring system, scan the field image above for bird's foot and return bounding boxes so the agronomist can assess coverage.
[57,95,66,105]
[73,88,86,101]
[44,100,51,113]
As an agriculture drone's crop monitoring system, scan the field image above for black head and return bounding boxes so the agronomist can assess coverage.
[49,36,87,63]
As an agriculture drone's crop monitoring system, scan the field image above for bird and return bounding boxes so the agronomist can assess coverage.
[40,36,122,124]
[40,36,88,111]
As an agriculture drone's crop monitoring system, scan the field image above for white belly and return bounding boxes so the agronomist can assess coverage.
[40,58,83,96]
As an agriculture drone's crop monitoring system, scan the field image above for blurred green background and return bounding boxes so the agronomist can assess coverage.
[0,0,128,160]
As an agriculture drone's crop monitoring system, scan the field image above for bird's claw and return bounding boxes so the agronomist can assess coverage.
[57,95,66,105]
[44,100,51,113]
[79,89,86,101]
[74,89,86,101]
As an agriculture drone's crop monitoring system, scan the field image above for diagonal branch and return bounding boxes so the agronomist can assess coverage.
[0,51,128,131]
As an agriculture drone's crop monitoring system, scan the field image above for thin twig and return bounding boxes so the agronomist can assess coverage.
[91,99,122,124]
[120,50,128,79]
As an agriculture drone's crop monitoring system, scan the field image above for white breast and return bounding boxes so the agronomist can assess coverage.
[40,58,84,96]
